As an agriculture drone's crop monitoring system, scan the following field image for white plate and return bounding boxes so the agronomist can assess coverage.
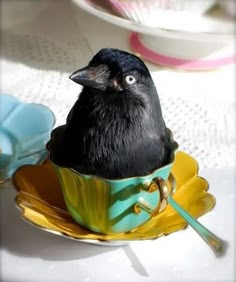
[72,0,235,41]
[72,0,235,69]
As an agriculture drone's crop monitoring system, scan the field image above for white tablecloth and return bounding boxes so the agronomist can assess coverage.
[0,1,235,281]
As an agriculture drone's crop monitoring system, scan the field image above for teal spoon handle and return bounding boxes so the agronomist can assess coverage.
[152,175,228,257]
[168,195,228,257]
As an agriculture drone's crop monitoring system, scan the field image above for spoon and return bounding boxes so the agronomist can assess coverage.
[156,176,228,258]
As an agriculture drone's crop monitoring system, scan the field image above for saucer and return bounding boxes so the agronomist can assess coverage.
[13,151,215,245]
[0,94,55,182]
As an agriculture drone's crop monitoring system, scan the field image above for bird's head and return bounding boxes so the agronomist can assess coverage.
[69,48,156,98]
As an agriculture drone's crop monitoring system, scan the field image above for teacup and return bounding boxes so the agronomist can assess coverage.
[53,161,175,234]
[51,135,178,234]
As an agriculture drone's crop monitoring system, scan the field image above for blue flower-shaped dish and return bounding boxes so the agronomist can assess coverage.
[0,94,55,182]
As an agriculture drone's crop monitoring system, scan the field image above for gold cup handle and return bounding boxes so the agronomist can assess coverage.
[134,173,176,216]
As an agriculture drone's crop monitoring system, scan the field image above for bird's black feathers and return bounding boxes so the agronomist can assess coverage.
[47,48,175,179]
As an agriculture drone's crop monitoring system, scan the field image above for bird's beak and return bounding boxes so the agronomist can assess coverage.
[69,64,110,91]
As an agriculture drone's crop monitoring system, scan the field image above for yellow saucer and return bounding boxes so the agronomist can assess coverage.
[13,151,215,244]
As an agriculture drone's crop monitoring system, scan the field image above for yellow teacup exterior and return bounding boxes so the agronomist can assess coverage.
[54,158,175,234]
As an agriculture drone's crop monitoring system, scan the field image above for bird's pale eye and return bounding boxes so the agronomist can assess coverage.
[125,75,136,85]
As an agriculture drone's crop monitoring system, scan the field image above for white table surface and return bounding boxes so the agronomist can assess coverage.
[0,1,235,282]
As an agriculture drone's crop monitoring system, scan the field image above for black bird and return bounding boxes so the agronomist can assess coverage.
[47,48,175,179]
